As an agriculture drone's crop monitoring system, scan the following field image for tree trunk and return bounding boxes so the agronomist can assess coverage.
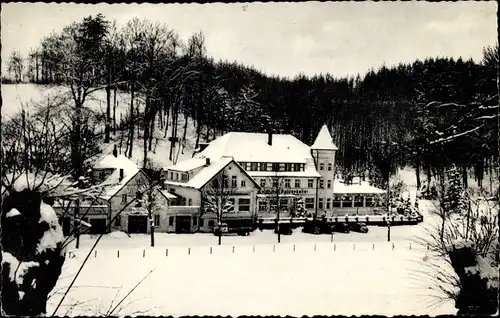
[104,83,111,143]
[415,154,421,189]
[128,82,135,159]
[74,198,80,249]
[113,87,117,134]
[462,164,468,189]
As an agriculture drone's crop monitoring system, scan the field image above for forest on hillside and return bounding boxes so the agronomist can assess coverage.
[4,13,499,191]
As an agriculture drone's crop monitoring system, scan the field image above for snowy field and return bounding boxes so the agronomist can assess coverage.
[47,200,457,317]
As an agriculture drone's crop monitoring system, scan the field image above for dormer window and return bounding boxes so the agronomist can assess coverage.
[319,163,324,171]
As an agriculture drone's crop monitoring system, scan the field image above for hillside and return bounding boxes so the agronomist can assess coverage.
[1,84,202,169]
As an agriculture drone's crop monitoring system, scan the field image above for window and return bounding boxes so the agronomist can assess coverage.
[238,198,251,212]
[241,180,246,187]
[327,180,332,189]
[181,174,188,181]
[251,162,258,171]
[270,199,278,212]
[227,198,235,213]
[223,175,229,188]
[285,163,292,171]
[319,163,324,171]
[342,196,353,208]
[272,163,279,172]
[305,198,315,209]
[308,179,314,188]
[115,216,121,226]
[294,163,301,171]
[284,179,291,188]
[200,218,205,227]
[279,163,285,172]
[231,176,237,187]
[121,194,127,203]
[266,163,272,171]
[328,163,332,171]
[366,196,374,207]
[154,215,160,226]
[169,171,173,180]
[279,199,289,210]
[260,178,266,188]
[176,173,179,181]
[301,164,305,171]
[208,220,215,227]
[259,162,267,171]
[258,200,267,212]
[318,198,324,210]
[192,216,197,226]
[354,195,364,207]
[333,196,342,208]
[168,216,174,226]
[326,198,331,209]
[272,178,279,188]
[294,179,301,188]
[188,198,192,206]
[319,179,324,188]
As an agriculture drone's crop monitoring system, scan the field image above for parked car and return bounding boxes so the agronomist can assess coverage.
[349,222,369,233]
[274,225,293,235]
[332,222,350,234]
[302,219,333,234]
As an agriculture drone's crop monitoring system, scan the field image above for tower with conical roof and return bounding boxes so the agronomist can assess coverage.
[310,124,338,217]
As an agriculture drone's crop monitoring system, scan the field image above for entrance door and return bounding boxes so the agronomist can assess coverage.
[175,215,192,233]
[128,215,148,234]
[89,218,108,234]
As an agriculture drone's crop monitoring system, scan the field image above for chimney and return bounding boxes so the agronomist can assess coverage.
[119,168,124,182]
[268,132,273,146]
[112,145,118,157]
[205,158,211,166]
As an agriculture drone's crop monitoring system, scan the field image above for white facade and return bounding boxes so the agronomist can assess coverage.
[164,124,338,219]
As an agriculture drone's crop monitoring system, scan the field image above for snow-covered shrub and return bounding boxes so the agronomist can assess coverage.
[1,186,66,315]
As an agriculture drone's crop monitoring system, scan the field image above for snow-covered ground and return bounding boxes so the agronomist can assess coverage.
[47,199,456,317]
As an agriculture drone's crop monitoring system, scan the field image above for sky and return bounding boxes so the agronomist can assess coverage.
[2,2,498,79]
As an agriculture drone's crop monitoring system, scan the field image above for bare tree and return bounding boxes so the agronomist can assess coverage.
[136,174,164,247]
[414,184,499,314]
[7,50,24,83]
[201,169,237,245]
[259,172,288,243]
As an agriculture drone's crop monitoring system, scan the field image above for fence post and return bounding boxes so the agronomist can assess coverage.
[409,242,412,250]
[392,243,395,250]
[331,233,333,242]
[293,244,295,252]
[166,248,168,257]
[94,250,97,258]
[210,246,212,255]
[232,246,235,254]
[353,244,355,251]
[334,243,336,251]
[314,244,316,252]
[117,250,120,258]
[188,247,191,255]
[372,243,375,251]
[143,250,145,257]
[253,245,255,253]
[273,245,275,252]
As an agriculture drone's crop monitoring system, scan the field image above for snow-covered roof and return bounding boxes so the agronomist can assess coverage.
[165,157,234,189]
[195,132,310,163]
[333,180,386,194]
[248,170,321,178]
[166,157,207,172]
[158,189,178,199]
[94,154,138,171]
[95,154,142,200]
[311,124,338,151]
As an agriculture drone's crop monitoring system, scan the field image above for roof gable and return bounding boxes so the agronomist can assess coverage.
[311,124,338,150]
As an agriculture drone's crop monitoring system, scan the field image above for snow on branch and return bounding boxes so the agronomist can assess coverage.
[429,124,485,145]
